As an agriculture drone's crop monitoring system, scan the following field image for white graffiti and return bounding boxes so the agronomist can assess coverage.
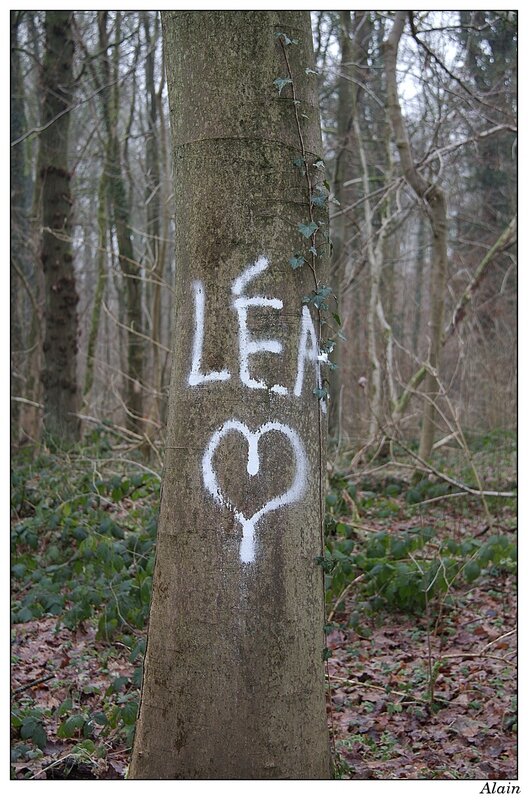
[294,305,327,414]
[187,256,326,407]
[202,420,307,564]
[232,256,288,395]
[188,281,231,386]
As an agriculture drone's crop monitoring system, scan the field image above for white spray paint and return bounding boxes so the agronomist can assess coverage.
[188,280,231,386]
[232,256,288,395]
[202,419,307,564]
[294,305,327,414]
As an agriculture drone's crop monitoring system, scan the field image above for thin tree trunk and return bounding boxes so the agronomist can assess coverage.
[393,214,516,423]
[38,11,80,443]
[384,11,448,462]
[101,11,144,433]
[83,169,108,402]
[412,216,427,355]
[10,11,28,440]
[143,12,163,435]
[328,10,353,441]
[130,11,331,779]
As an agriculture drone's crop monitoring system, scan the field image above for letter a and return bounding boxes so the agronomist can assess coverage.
[294,306,327,413]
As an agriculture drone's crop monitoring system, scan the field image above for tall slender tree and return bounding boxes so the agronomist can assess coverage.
[38,11,80,443]
[130,11,331,778]
[384,12,448,462]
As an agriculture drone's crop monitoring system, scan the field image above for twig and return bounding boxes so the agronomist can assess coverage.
[330,674,425,704]
[480,629,516,654]
[439,652,515,666]
[328,574,365,623]
[13,672,55,695]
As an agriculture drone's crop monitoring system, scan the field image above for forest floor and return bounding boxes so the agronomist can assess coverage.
[328,558,517,779]
[10,432,517,780]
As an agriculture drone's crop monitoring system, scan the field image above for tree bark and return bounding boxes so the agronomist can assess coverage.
[100,11,144,433]
[384,11,448,462]
[10,11,29,440]
[83,168,108,403]
[130,11,330,779]
[328,10,353,442]
[38,11,80,443]
[143,11,164,435]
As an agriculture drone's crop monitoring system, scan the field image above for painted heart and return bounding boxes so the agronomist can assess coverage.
[202,419,307,564]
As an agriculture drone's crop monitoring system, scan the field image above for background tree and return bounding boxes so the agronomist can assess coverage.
[38,10,80,443]
[130,10,331,779]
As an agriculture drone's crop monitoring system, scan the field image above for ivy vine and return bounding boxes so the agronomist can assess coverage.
[274,30,343,404]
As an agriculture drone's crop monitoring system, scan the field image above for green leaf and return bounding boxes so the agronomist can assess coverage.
[57,697,73,717]
[120,701,138,726]
[273,77,293,95]
[20,718,46,751]
[313,387,329,400]
[58,714,85,739]
[311,194,327,209]
[464,561,481,582]
[275,32,298,46]
[105,676,129,696]
[303,285,332,309]
[332,312,342,326]
[289,254,305,269]
[293,156,306,175]
[11,563,26,578]
[298,221,318,238]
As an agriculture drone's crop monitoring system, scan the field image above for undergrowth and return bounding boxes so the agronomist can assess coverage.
[10,426,517,773]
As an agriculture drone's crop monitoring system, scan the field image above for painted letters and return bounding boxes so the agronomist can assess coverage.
[188,281,230,386]
[190,255,326,564]
[232,256,288,395]
[294,305,327,414]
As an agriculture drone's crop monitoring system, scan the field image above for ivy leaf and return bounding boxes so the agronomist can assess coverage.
[273,77,293,95]
[314,387,329,400]
[321,338,336,354]
[313,160,326,171]
[289,254,305,269]
[275,32,298,46]
[298,221,318,238]
[332,312,342,326]
[293,156,306,176]
[303,285,332,309]
[311,191,328,209]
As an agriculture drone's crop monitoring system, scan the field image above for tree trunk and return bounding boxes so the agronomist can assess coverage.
[10,11,29,441]
[39,11,80,444]
[101,11,144,433]
[328,10,353,442]
[143,11,164,435]
[83,169,108,403]
[130,10,331,779]
[384,11,448,462]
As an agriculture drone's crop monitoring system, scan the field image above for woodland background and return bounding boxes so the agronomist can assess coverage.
[10,10,517,780]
